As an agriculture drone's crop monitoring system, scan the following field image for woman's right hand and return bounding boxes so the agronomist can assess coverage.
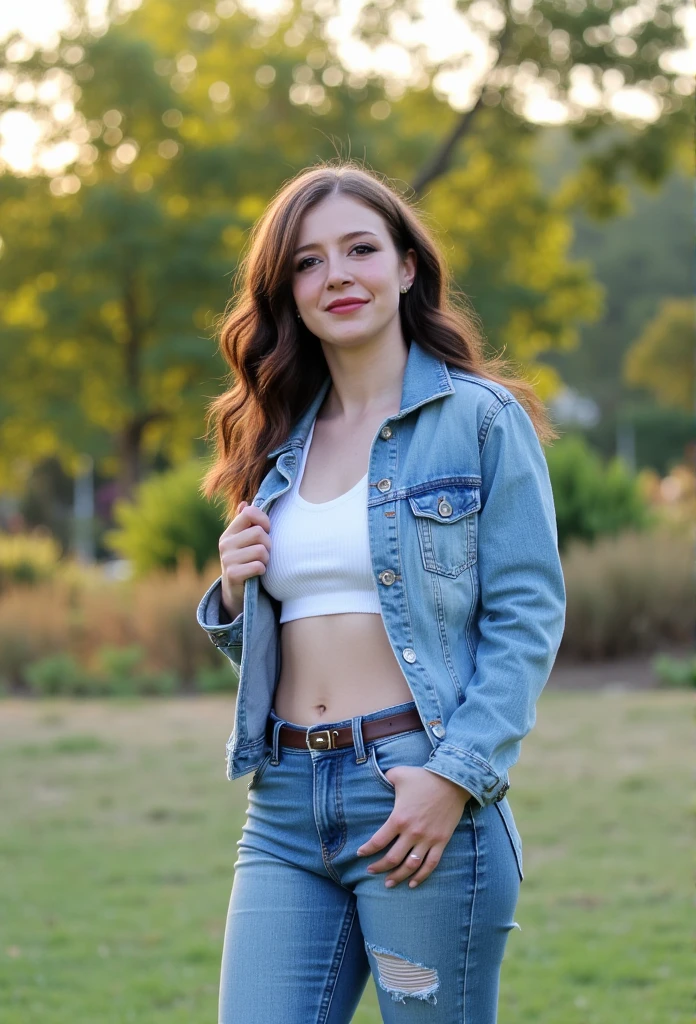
[219,500,271,619]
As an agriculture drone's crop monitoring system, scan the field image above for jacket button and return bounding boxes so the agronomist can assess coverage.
[379,569,396,586]
[377,478,391,492]
[380,425,393,440]
[402,647,416,663]
[495,782,510,802]
[438,499,453,517]
[431,723,446,739]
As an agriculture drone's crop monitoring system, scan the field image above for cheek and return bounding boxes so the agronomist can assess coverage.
[359,260,398,297]
[292,277,314,307]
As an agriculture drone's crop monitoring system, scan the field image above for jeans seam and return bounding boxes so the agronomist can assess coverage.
[462,803,478,1024]
[318,899,359,1024]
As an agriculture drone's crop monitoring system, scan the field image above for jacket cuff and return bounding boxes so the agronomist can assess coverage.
[196,575,244,652]
[423,743,510,808]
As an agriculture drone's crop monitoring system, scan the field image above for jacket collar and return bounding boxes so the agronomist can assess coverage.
[266,337,455,460]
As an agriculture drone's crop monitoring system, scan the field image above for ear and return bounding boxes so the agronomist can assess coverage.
[402,247,417,289]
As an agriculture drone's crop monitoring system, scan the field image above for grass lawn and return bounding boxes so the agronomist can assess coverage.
[0,690,690,1023]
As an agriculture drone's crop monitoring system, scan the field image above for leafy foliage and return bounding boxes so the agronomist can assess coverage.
[0,532,62,593]
[2,0,689,496]
[546,433,649,548]
[624,297,695,413]
[105,460,226,574]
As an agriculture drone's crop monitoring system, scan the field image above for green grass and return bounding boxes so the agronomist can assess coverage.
[0,691,691,1023]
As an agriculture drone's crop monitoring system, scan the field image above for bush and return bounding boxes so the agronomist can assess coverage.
[0,532,62,594]
[652,653,696,689]
[25,654,87,696]
[547,434,650,550]
[24,647,179,697]
[105,461,226,576]
[559,528,695,660]
[91,645,178,696]
[0,559,223,694]
[196,664,238,693]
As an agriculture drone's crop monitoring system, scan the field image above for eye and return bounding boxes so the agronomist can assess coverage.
[295,243,376,272]
[296,256,319,272]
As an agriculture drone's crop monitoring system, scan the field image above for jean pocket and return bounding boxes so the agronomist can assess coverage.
[408,479,480,578]
[247,750,273,791]
[368,729,434,793]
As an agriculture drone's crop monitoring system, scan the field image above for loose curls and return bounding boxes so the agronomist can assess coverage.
[201,159,558,520]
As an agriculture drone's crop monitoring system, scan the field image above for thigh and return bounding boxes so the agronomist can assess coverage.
[351,735,521,1022]
[219,831,370,1024]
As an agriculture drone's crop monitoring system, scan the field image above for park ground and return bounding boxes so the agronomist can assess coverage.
[0,683,691,1023]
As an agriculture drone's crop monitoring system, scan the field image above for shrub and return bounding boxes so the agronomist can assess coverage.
[652,653,696,689]
[546,434,650,550]
[90,645,178,696]
[196,664,238,693]
[559,528,695,660]
[105,461,226,576]
[0,532,62,594]
[0,559,223,694]
[25,654,87,696]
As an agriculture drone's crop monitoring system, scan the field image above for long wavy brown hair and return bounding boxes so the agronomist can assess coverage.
[201,159,558,521]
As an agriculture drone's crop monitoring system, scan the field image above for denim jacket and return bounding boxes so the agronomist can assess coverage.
[197,338,566,809]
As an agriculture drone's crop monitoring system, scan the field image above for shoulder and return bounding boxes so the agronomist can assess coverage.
[444,366,526,450]
[446,366,517,409]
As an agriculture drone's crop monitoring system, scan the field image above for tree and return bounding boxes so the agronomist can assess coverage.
[9,0,685,495]
[623,297,695,413]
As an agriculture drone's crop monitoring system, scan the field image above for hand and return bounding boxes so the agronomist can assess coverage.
[219,500,272,616]
[357,766,472,889]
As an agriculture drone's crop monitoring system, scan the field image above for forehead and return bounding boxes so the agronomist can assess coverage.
[296,194,387,244]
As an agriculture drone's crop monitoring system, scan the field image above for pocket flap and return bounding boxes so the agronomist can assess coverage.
[408,482,481,523]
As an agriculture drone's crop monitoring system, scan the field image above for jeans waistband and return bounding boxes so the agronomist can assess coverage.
[266,700,420,764]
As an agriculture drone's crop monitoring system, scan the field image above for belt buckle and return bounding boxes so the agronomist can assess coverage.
[307,729,339,751]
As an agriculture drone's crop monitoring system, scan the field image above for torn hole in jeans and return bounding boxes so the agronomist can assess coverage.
[365,941,439,1005]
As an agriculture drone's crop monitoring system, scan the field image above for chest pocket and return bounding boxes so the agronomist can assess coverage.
[408,481,481,578]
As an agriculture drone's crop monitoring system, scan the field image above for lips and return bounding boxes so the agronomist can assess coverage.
[326,298,369,312]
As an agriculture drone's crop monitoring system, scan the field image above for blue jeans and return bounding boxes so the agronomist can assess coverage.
[219,700,522,1023]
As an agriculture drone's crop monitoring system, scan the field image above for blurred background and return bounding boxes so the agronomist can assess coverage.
[0,1,693,1022]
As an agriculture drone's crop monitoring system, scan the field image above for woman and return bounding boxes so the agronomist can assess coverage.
[197,161,566,1023]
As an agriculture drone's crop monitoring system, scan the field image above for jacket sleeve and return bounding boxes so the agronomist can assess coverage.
[423,398,566,807]
[196,575,244,669]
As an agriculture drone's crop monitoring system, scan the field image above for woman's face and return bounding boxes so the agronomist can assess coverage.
[291,194,416,348]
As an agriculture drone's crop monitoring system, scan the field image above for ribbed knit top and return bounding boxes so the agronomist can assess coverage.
[260,416,382,623]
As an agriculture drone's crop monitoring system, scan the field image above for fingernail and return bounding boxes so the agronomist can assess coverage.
[385,880,395,888]
[409,881,418,888]
[367,867,375,873]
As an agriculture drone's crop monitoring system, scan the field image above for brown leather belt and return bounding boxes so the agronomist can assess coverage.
[265,707,425,751]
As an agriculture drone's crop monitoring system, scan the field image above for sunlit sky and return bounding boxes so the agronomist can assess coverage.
[1,0,694,175]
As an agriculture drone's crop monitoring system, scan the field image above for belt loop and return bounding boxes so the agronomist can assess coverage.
[352,716,368,764]
[270,719,283,765]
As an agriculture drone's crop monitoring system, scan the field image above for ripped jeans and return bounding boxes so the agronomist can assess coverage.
[219,700,523,1023]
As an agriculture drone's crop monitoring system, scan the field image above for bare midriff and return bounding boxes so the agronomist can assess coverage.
[272,612,413,726]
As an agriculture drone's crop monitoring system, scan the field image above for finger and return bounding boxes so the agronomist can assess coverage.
[357,818,401,859]
[225,503,270,536]
[383,847,431,888]
[367,835,415,877]
[406,845,444,888]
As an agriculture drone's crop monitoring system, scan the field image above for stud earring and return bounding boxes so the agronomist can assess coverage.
[295,309,302,320]
[400,285,410,294]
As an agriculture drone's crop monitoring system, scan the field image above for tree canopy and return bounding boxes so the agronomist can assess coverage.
[0,0,690,495]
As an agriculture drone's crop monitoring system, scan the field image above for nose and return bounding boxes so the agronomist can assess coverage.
[325,251,354,289]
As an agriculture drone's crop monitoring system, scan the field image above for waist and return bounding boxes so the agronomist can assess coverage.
[266,704,424,751]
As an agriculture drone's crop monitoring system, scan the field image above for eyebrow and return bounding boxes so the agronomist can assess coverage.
[293,230,380,256]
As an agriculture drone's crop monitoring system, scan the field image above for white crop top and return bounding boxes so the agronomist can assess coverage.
[260,416,382,623]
